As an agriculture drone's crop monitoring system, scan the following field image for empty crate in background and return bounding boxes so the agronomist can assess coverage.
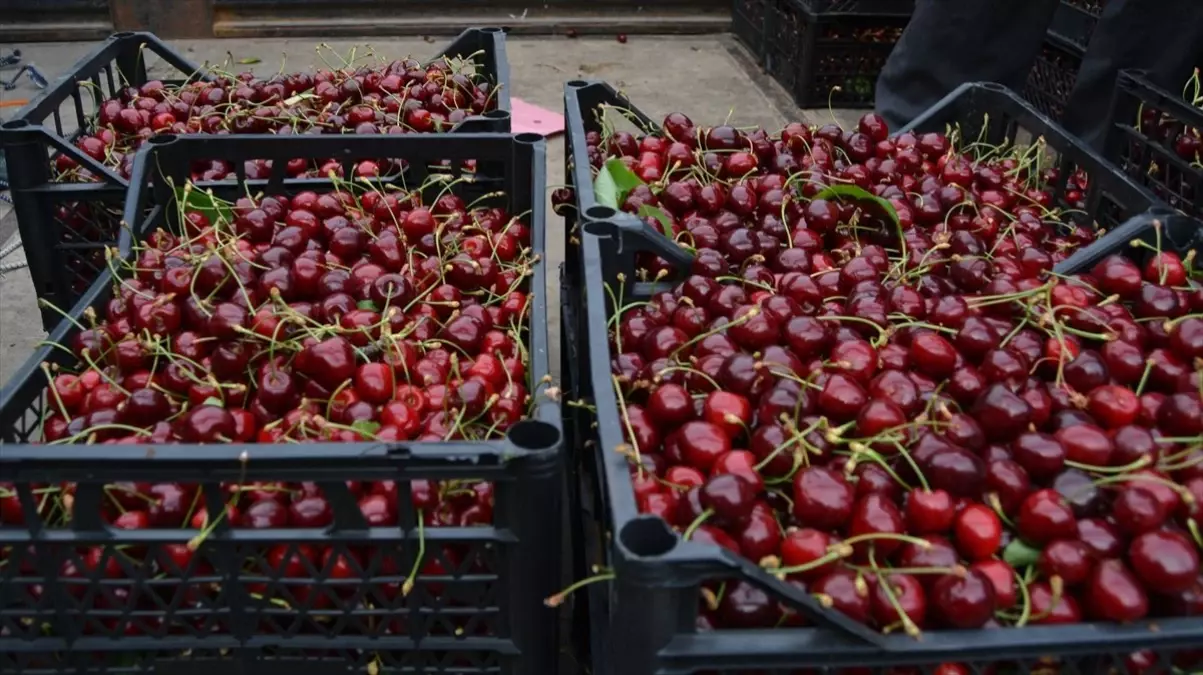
[732,0,914,108]
[1105,69,1203,219]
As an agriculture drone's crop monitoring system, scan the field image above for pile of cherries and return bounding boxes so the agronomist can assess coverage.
[59,55,499,183]
[585,111,1202,671]
[48,52,499,290]
[1,174,539,620]
[567,109,1096,283]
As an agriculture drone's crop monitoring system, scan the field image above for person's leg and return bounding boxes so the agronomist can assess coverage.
[876,0,1060,131]
[1061,0,1203,149]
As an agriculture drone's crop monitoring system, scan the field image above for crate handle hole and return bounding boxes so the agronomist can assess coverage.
[567,80,590,88]
[147,134,179,146]
[485,110,511,120]
[2,120,31,130]
[481,26,503,33]
[584,206,618,221]
[515,132,543,144]
[618,516,678,557]
[112,32,137,39]
[506,420,561,453]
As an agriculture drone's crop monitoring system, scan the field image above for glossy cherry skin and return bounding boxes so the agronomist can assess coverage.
[930,569,995,629]
[1087,559,1148,622]
[791,467,854,530]
[953,503,1002,561]
[1016,489,1077,545]
[1128,530,1199,593]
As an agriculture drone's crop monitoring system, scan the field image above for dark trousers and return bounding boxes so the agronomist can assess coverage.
[876,0,1203,148]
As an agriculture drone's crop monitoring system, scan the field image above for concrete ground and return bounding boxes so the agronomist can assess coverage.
[0,34,864,387]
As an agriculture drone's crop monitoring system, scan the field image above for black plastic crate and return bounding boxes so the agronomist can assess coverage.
[0,28,512,330]
[903,82,1159,232]
[731,0,768,58]
[0,131,563,675]
[567,84,1202,675]
[1022,31,1083,121]
[733,0,913,108]
[563,80,1163,292]
[1055,210,1203,275]
[1049,0,1101,52]
[574,214,1203,675]
[1104,69,1203,219]
[561,80,663,292]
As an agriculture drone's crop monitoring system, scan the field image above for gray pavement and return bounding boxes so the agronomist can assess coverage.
[0,34,864,387]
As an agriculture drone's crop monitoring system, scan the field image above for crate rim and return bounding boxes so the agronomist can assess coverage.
[1111,68,1203,138]
[901,81,1162,213]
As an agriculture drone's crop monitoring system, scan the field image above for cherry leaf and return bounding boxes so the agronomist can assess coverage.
[1002,538,1041,567]
[593,157,644,209]
[811,183,900,229]
[352,420,381,436]
[174,185,233,229]
[638,204,676,239]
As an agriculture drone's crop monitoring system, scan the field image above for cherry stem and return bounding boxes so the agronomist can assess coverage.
[846,442,916,492]
[187,496,237,551]
[610,373,646,479]
[655,363,721,391]
[1066,455,1154,474]
[851,564,961,576]
[682,508,714,541]
[670,305,762,361]
[857,537,940,560]
[1133,356,1157,397]
[815,313,887,342]
[769,548,849,577]
[543,570,616,608]
[1011,567,1034,627]
[402,508,426,597]
[1024,575,1065,624]
[1087,473,1196,504]
[869,548,921,639]
[180,486,204,531]
[54,423,154,445]
[39,363,72,422]
[754,418,822,472]
[986,492,1017,528]
[968,283,1052,308]
[889,440,931,492]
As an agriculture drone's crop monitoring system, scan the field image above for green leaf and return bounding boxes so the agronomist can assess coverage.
[201,397,224,409]
[812,183,900,229]
[593,167,619,209]
[638,204,676,239]
[175,186,233,228]
[357,299,380,312]
[237,57,262,65]
[593,157,645,208]
[1002,538,1041,567]
[352,420,381,436]
[603,158,644,195]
